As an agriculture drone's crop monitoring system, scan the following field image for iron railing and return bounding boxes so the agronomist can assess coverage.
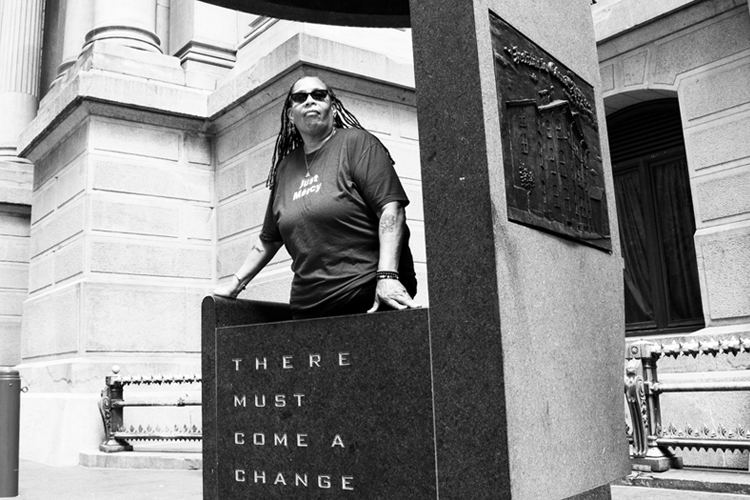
[625,338,750,472]
[98,365,202,452]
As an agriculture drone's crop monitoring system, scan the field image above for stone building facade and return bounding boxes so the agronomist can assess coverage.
[0,0,747,469]
[1,0,421,466]
[595,0,750,468]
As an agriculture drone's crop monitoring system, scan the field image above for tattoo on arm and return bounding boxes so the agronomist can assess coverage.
[380,214,397,234]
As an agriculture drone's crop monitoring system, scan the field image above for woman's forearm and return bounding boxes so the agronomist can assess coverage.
[368,200,420,312]
[213,236,282,297]
[377,201,405,272]
[235,236,283,284]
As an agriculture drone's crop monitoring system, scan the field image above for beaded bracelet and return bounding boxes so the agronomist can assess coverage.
[233,273,247,290]
[376,270,400,280]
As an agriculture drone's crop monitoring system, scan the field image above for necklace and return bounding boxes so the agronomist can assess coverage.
[303,128,336,177]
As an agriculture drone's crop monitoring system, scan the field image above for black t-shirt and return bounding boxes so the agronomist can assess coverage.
[260,128,416,316]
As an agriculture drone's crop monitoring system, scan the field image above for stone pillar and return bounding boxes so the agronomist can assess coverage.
[0,0,44,161]
[84,0,162,53]
[410,0,629,498]
[52,0,95,85]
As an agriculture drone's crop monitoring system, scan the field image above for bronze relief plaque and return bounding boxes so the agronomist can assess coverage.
[490,12,611,251]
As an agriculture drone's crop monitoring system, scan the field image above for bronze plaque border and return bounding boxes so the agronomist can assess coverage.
[490,11,612,252]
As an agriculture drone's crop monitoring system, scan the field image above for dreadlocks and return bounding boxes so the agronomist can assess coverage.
[266,78,395,189]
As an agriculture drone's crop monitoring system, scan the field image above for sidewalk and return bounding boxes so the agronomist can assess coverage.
[12,459,750,499]
[14,460,202,500]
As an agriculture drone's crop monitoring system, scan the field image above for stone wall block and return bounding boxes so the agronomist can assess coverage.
[0,319,21,365]
[92,158,212,202]
[681,59,750,121]
[0,262,28,290]
[33,124,88,189]
[0,179,31,206]
[242,275,292,304]
[217,189,270,240]
[245,143,274,188]
[184,206,212,241]
[408,223,427,264]
[31,181,56,224]
[90,240,212,279]
[686,112,750,171]
[0,161,33,205]
[696,166,750,223]
[217,159,247,201]
[83,284,202,352]
[654,11,750,85]
[90,199,180,237]
[22,285,80,358]
[77,71,208,118]
[28,253,53,292]
[403,183,424,222]
[700,232,750,320]
[54,237,85,283]
[0,211,29,236]
[217,233,291,278]
[217,237,251,279]
[387,140,421,181]
[341,93,393,135]
[216,106,278,164]
[0,290,26,316]
[29,198,85,258]
[600,63,615,93]
[86,47,183,85]
[186,133,211,165]
[90,120,180,161]
[396,105,419,141]
[622,50,648,87]
[0,235,29,263]
[56,158,86,208]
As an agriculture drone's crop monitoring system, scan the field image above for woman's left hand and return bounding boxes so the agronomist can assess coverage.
[368,279,421,313]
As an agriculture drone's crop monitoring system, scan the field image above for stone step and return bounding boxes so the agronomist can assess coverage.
[612,485,750,499]
[613,469,750,499]
[79,451,202,470]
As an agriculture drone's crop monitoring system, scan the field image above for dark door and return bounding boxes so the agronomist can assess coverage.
[607,99,704,336]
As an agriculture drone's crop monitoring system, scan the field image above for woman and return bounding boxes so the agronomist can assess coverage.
[213,76,420,319]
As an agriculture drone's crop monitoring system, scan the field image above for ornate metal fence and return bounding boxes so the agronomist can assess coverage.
[98,366,202,452]
[625,338,750,472]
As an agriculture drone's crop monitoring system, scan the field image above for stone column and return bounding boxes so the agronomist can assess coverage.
[84,0,162,53]
[0,0,45,161]
[52,0,95,85]
[410,0,629,498]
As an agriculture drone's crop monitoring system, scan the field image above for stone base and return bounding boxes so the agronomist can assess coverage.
[20,393,103,466]
[617,468,750,496]
[18,357,202,466]
[630,455,684,473]
[99,440,133,453]
[80,450,202,470]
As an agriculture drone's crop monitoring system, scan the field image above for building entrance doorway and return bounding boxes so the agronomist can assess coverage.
[608,99,704,336]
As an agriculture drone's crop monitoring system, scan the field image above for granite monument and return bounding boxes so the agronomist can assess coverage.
[203,1,629,499]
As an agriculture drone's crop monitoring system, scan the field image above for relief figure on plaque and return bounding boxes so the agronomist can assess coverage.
[213,76,420,318]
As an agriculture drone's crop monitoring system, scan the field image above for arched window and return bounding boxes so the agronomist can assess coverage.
[607,99,704,336]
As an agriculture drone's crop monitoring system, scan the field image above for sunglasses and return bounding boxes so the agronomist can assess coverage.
[289,89,329,104]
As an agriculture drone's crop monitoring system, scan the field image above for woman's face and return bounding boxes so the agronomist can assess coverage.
[287,77,334,139]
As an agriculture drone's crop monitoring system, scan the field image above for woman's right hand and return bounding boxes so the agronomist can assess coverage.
[212,274,245,299]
